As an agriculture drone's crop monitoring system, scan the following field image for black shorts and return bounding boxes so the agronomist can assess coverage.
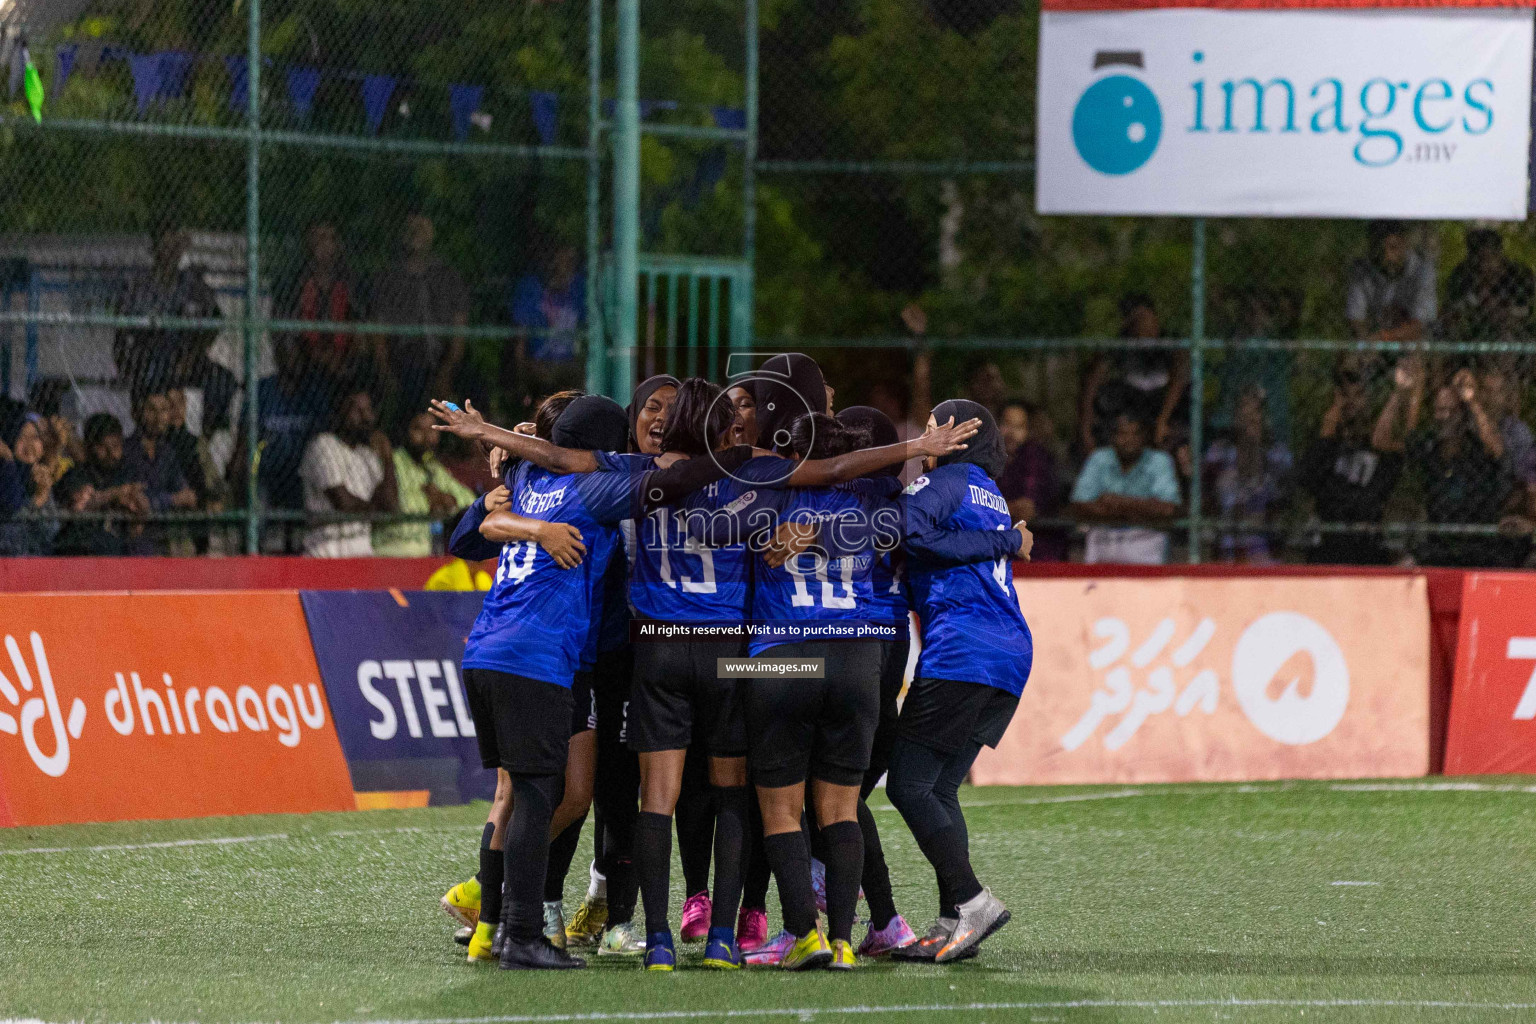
[572,670,597,737]
[897,676,1019,755]
[629,635,747,756]
[745,641,881,789]
[465,668,574,775]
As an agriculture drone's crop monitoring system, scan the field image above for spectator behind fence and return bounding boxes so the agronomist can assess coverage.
[1347,221,1436,345]
[1441,228,1535,342]
[1204,384,1294,564]
[509,244,587,406]
[1479,363,1536,514]
[113,220,238,433]
[53,413,147,555]
[373,410,476,557]
[1299,361,1406,566]
[964,358,1007,419]
[123,388,198,554]
[1216,287,1297,444]
[371,213,469,428]
[283,221,374,391]
[1079,294,1190,454]
[227,340,326,553]
[997,400,1068,562]
[1392,371,1523,568]
[0,405,58,555]
[299,389,398,558]
[1069,412,1182,565]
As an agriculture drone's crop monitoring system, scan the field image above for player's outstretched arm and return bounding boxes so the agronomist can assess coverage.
[480,509,586,569]
[429,399,599,474]
[785,416,981,486]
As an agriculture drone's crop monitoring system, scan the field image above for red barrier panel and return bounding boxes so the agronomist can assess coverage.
[0,557,455,593]
[1444,572,1536,775]
[0,592,355,827]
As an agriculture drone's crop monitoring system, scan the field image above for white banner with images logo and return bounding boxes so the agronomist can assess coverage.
[1037,10,1534,218]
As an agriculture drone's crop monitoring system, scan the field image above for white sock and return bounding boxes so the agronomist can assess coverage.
[587,859,607,900]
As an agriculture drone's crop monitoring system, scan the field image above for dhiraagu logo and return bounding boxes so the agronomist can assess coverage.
[1072,51,1163,176]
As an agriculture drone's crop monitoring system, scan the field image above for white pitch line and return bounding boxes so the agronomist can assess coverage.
[0,823,481,858]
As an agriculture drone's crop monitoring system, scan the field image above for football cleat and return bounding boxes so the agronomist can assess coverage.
[937,889,1009,963]
[454,925,473,947]
[598,921,646,956]
[780,927,834,971]
[701,926,742,970]
[491,922,507,960]
[644,931,677,972]
[542,901,567,950]
[736,906,769,952]
[680,892,712,942]
[498,936,585,971]
[858,914,918,957]
[890,917,957,963]
[566,895,608,946]
[827,938,857,971]
[466,921,496,963]
[440,877,481,929]
[743,929,795,967]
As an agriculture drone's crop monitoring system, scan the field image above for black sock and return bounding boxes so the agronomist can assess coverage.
[916,823,982,913]
[820,820,863,944]
[806,811,826,863]
[635,810,673,936]
[478,822,503,927]
[856,800,897,930]
[763,830,817,938]
[544,814,586,903]
[710,786,748,930]
[593,722,640,925]
[742,794,770,911]
[675,758,715,898]
[504,773,563,943]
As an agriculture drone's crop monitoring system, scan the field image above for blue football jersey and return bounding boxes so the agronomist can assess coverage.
[838,477,909,626]
[463,461,634,687]
[904,463,1033,696]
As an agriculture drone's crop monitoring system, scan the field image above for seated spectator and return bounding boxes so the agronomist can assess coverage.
[509,244,587,407]
[370,213,468,429]
[229,340,327,553]
[166,387,228,552]
[373,410,477,557]
[1299,361,1407,566]
[1479,363,1536,492]
[1215,286,1297,444]
[123,389,198,554]
[113,219,238,434]
[1347,221,1436,345]
[1398,372,1523,568]
[1069,413,1182,565]
[435,431,498,496]
[0,404,58,555]
[1441,228,1534,342]
[282,220,375,392]
[53,413,148,553]
[1079,294,1190,454]
[299,390,398,557]
[1204,384,1294,564]
[964,358,1007,419]
[997,400,1068,562]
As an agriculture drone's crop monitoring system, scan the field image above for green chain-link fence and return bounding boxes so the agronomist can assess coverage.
[2,0,1534,567]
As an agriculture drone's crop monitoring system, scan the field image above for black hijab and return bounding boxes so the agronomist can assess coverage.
[627,374,680,451]
[835,405,900,479]
[554,395,630,455]
[752,353,827,453]
[932,398,1005,479]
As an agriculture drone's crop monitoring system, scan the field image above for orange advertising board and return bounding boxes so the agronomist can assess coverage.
[1444,572,1536,775]
[972,577,1430,785]
[0,592,355,826]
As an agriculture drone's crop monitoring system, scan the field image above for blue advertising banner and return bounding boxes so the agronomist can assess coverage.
[300,590,493,804]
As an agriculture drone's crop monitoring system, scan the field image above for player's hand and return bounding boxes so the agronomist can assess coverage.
[1453,367,1478,405]
[483,485,509,514]
[488,446,508,479]
[763,519,817,569]
[513,421,537,437]
[914,416,982,458]
[429,399,486,440]
[1014,520,1034,561]
[536,521,587,569]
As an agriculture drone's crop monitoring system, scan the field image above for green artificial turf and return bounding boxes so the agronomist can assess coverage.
[3,780,1535,1023]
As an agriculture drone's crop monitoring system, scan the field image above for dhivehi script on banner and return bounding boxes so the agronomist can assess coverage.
[1036,2,1535,218]
[971,576,1430,785]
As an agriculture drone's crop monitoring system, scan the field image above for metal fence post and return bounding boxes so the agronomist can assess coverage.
[243,0,262,555]
[584,0,605,398]
[1188,216,1206,566]
[739,0,758,353]
[611,0,640,402]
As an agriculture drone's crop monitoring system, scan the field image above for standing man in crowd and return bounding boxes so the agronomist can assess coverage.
[509,244,587,410]
[1068,412,1182,564]
[372,213,469,429]
[1347,221,1437,345]
[299,389,398,557]
[283,220,372,394]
